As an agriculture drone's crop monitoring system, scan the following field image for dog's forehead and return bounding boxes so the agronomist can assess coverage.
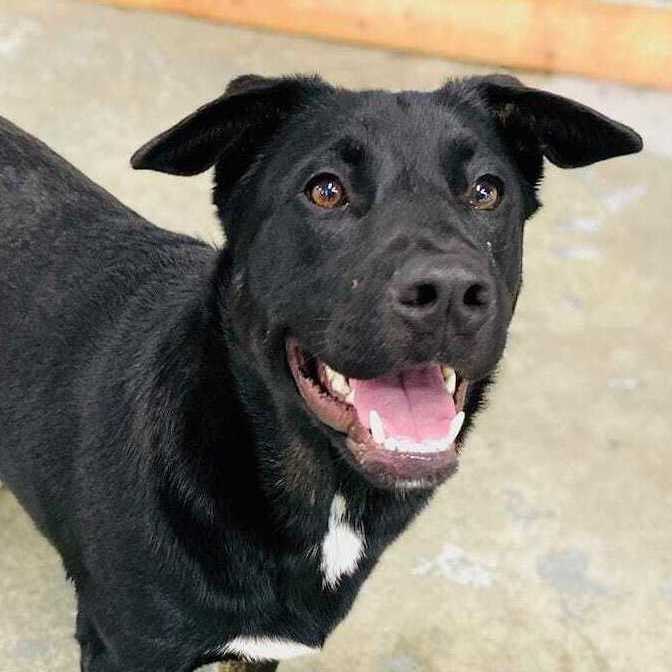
[310,88,491,160]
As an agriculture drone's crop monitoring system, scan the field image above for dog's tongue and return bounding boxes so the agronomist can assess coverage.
[350,365,456,442]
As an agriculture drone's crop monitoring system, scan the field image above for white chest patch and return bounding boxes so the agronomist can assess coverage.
[320,493,366,589]
[219,636,319,661]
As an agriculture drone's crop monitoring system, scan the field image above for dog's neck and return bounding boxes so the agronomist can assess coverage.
[144,252,432,568]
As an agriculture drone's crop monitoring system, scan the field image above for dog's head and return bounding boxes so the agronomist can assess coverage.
[133,74,641,491]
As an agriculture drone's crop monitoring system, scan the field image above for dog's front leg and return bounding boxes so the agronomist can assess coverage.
[218,661,278,672]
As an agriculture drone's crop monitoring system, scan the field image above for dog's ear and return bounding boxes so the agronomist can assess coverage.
[131,74,328,177]
[457,74,642,180]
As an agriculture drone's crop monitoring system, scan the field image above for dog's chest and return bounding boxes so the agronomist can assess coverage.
[214,493,367,662]
[317,493,366,589]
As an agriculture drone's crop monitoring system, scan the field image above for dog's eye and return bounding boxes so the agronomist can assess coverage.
[467,175,503,210]
[306,174,348,209]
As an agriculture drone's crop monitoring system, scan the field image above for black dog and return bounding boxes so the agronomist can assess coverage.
[0,74,641,672]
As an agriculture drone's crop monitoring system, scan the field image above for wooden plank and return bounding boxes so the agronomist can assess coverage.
[85,0,672,89]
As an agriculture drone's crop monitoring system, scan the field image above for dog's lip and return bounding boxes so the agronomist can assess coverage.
[285,337,469,489]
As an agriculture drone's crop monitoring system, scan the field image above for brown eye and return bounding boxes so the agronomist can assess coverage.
[468,175,503,210]
[306,174,348,209]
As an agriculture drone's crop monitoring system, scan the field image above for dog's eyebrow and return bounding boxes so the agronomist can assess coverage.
[331,137,366,166]
[441,137,476,165]
[439,137,476,191]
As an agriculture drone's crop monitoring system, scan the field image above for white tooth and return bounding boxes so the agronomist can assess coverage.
[323,365,352,398]
[369,410,385,444]
[384,437,398,452]
[442,366,457,395]
[331,372,351,397]
[345,389,355,405]
[424,437,448,453]
[445,370,457,396]
[447,411,465,445]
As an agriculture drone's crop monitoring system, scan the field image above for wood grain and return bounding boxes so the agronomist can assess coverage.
[84,0,672,89]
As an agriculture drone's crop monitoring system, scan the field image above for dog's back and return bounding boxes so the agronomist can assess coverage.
[0,117,214,546]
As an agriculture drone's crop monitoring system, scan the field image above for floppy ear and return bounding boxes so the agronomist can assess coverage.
[131,74,328,177]
[468,74,643,171]
[476,75,642,168]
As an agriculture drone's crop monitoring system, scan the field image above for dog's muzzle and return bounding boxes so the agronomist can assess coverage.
[286,338,469,490]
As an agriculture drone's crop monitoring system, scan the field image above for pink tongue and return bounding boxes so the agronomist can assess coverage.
[350,365,456,442]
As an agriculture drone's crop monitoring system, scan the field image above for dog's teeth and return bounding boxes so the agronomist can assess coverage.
[442,366,457,395]
[447,411,465,445]
[446,372,456,396]
[324,364,351,398]
[369,410,385,444]
[331,373,351,397]
[345,389,355,405]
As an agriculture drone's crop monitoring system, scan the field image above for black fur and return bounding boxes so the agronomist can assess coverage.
[0,74,641,672]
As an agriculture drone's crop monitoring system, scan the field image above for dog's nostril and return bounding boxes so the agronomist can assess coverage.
[414,283,438,307]
[462,283,490,309]
[399,282,438,308]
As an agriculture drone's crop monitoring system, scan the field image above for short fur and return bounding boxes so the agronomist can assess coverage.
[0,74,641,672]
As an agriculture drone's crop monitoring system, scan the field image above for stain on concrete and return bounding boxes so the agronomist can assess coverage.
[503,488,555,527]
[607,376,640,391]
[561,294,586,312]
[551,245,602,261]
[413,544,495,588]
[384,653,423,672]
[603,183,647,213]
[537,549,608,597]
[559,216,602,233]
[0,18,40,59]
[11,638,51,660]
[660,579,672,603]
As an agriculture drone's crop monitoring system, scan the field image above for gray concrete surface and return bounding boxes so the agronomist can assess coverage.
[0,1,670,671]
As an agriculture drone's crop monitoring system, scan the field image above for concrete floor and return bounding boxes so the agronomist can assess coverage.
[1,1,671,670]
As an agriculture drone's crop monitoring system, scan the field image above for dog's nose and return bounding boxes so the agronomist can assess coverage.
[390,261,495,333]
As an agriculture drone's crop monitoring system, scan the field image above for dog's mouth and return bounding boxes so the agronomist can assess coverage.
[286,337,469,490]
